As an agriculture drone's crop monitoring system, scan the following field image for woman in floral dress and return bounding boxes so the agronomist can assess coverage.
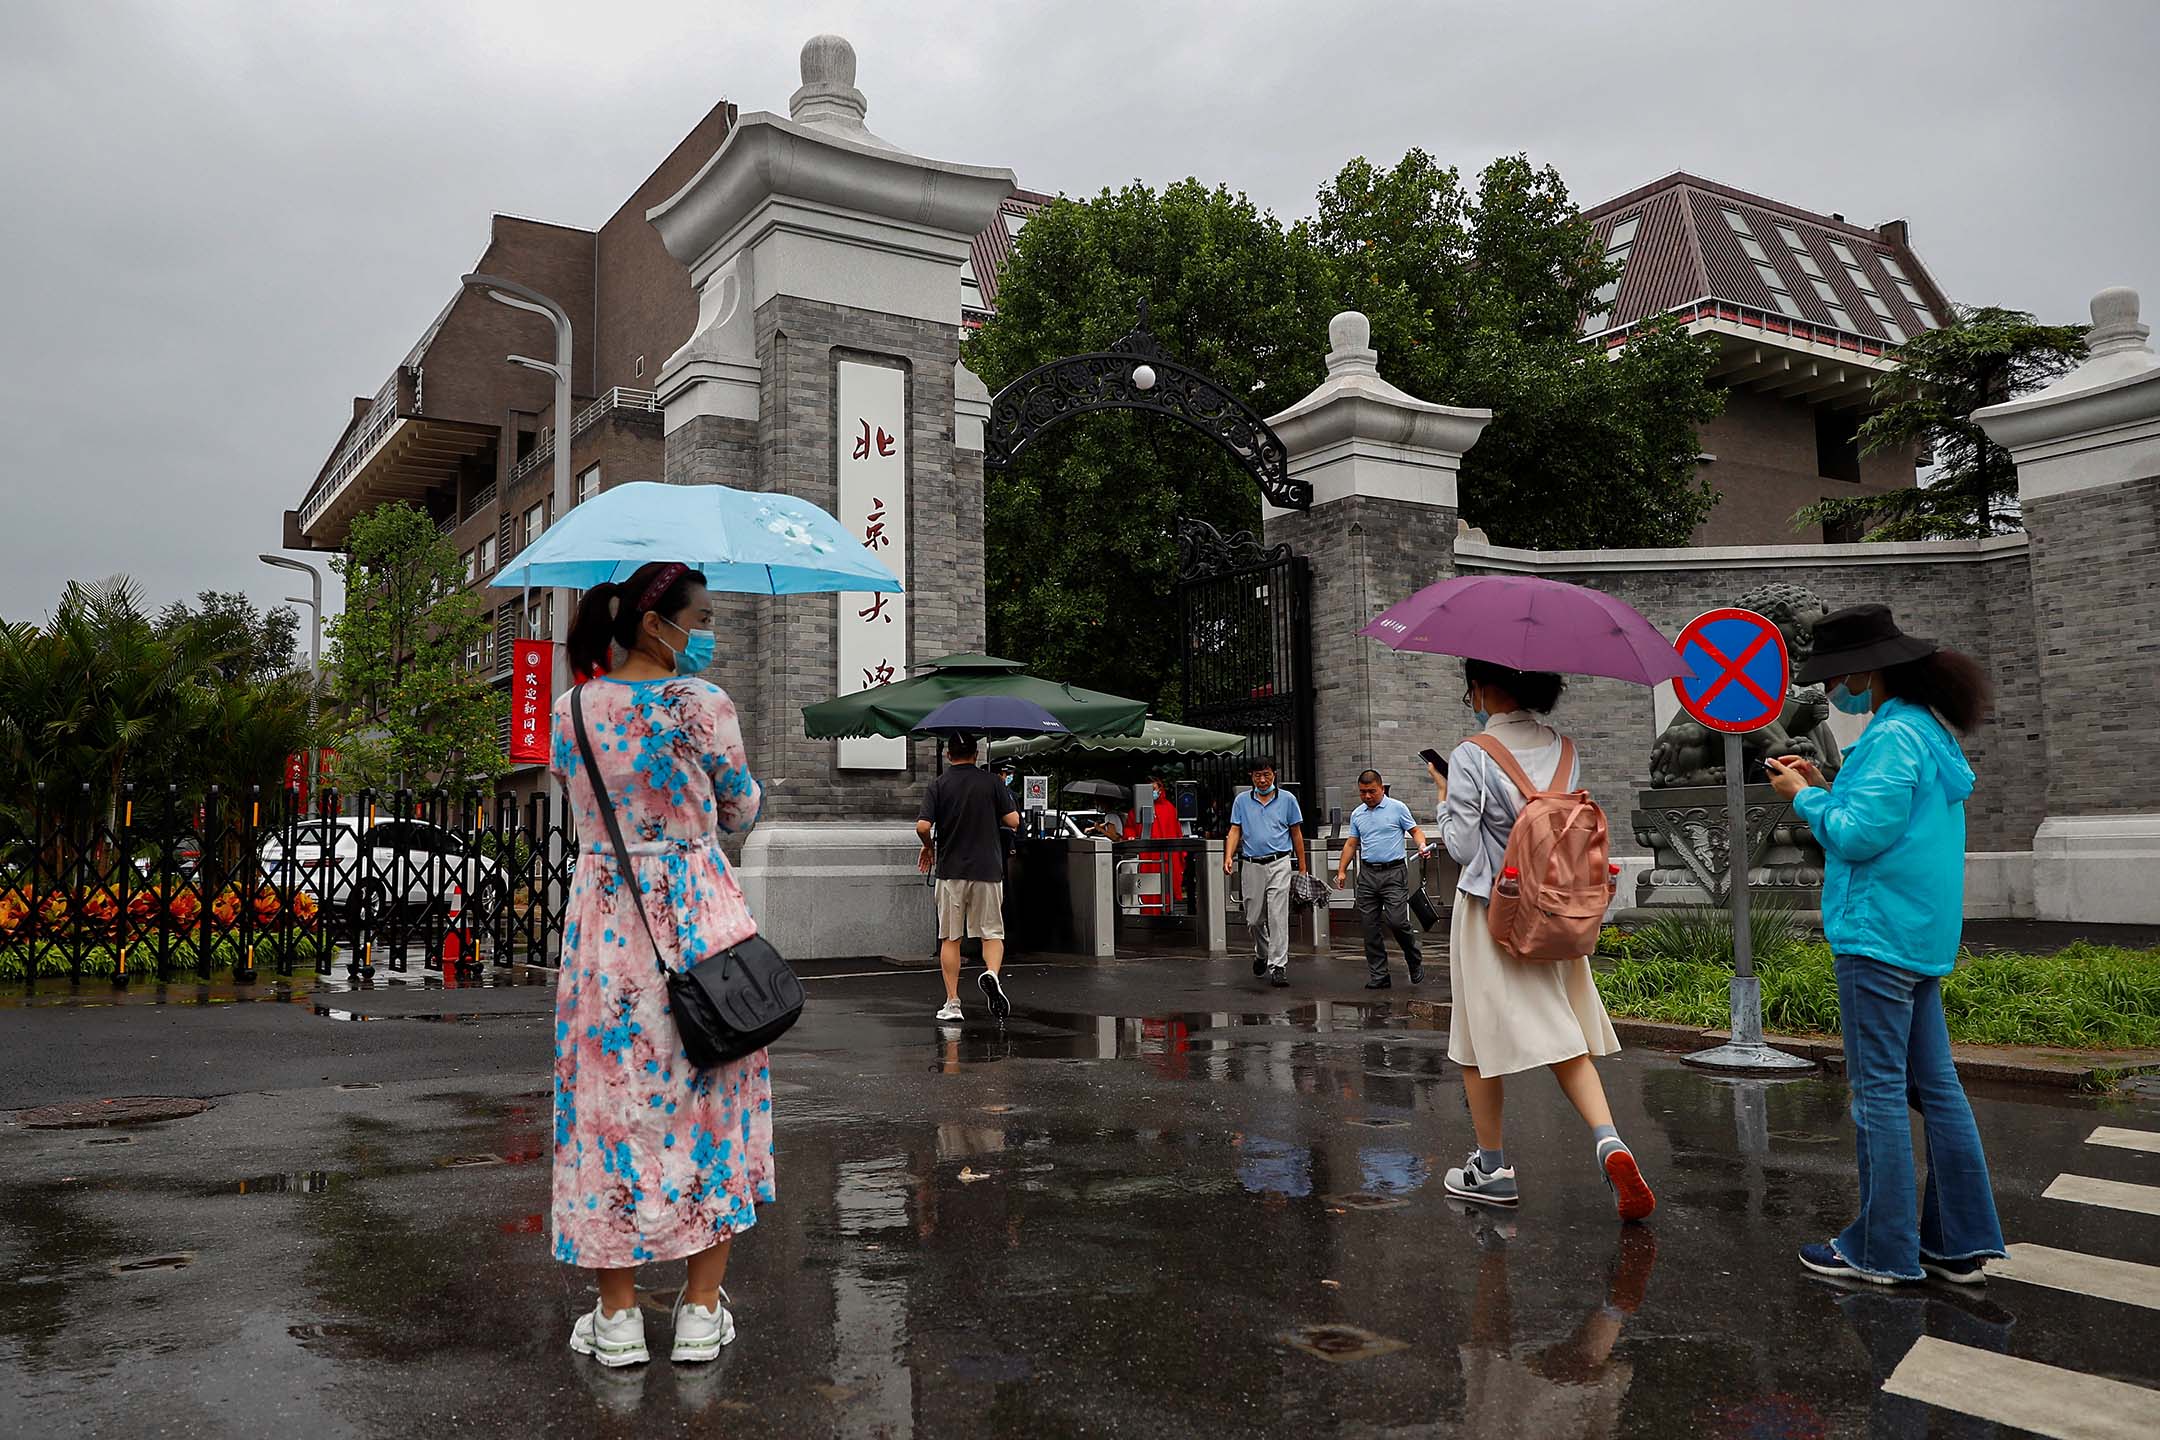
[549,560,772,1367]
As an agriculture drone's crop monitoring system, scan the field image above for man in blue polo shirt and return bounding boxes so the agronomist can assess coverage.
[1222,757,1308,987]
[1334,769,1432,989]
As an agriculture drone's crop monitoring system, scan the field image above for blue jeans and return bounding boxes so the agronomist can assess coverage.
[1833,955,2005,1281]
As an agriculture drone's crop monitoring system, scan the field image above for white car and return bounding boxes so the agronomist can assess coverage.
[261,818,508,921]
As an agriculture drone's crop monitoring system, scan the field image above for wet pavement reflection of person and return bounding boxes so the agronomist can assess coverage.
[1457,1213,1656,1439]
[1833,1286,2016,1440]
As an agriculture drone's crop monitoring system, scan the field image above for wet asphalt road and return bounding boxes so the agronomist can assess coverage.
[3,952,2158,1438]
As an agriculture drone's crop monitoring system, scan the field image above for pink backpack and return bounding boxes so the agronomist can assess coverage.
[1469,734,1611,963]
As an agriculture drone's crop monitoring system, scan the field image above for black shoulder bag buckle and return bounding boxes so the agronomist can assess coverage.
[572,684,803,1070]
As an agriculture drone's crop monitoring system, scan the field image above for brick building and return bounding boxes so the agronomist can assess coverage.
[286,99,1036,799]
[1580,173,1955,544]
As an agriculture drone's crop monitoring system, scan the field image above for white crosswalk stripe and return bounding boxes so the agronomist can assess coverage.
[2043,1173,2160,1217]
[1989,1242,2160,1311]
[2086,1125,2160,1156]
[1885,1336,2159,1440]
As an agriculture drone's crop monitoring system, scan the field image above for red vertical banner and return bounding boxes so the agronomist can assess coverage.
[283,753,309,811]
[511,640,557,764]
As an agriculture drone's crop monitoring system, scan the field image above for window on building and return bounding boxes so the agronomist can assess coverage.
[1807,278,1856,330]
[1774,224,1806,253]
[466,635,482,672]
[1796,251,1826,279]
[1880,254,1910,281]
[1828,238,1860,267]
[1822,509,1868,545]
[1727,209,1805,319]
[1816,407,1863,483]
[1881,318,1908,345]
[528,598,549,639]
[462,550,476,585]
[1003,209,1028,242]
[482,629,495,674]
[479,535,496,574]
[1581,211,1642,334]
[578,465,600,505]
[523,503,545,549]
[634,354,645,379]
[960,253,982,311]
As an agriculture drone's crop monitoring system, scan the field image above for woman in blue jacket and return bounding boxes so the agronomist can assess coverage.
[1765,604,2006,1286]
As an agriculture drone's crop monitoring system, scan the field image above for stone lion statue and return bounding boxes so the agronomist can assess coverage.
[1649,581,1846,788]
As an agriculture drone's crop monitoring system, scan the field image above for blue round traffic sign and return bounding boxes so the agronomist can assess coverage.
[1673,608,1790,734]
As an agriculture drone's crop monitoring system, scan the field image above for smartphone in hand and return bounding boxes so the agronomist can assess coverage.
[1418,747,1449,778]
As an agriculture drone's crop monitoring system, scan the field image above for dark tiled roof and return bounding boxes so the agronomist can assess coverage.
[1583,172,1950,342]
[964,187,1053,325]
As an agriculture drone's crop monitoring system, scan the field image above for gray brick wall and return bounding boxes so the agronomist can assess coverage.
[661,296,981,825]
[1452,552,2044,854]
[2022,474,2160,816]
[1265,497,1462,803]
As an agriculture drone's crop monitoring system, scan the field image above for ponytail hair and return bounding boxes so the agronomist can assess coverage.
[1877,646,1991,735]
[565,561,706,679]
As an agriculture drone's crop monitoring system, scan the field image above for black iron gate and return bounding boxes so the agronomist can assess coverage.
[1177,519,1315,823]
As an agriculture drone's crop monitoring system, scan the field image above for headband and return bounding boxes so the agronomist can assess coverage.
[636,563,689,614]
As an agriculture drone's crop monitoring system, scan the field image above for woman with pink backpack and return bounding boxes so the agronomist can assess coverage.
[1429,659,1655,1223]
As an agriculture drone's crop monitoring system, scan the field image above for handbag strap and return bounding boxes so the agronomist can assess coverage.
[572,684,671,982]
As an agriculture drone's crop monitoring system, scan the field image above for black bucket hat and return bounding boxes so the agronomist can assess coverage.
[1793,604,1938,684]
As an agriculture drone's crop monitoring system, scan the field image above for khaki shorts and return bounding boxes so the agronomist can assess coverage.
[936,879,1006,940]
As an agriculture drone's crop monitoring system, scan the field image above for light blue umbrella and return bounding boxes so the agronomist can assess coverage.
[491,481,901,594]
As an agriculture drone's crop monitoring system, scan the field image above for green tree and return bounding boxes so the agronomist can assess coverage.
[965,155,1728,710]
[1306,151,1726,548]
[1795,305,2088,540]
[962,180,1335,711]
[325,502,505,798]
[156,590,299,685]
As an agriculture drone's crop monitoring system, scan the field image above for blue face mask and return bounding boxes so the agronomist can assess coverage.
[1252,780,1275,797]
[1828,679,1872,715]
[664,618,716,676]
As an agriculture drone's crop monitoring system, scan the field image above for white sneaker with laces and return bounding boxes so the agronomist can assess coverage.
[935,998,965,1022]
[671,1287,736,1362]
[569,1301,649,1367]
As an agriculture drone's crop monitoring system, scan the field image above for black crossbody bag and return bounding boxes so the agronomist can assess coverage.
[572,685,803,1069]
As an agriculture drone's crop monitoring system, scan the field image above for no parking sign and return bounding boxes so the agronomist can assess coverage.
[1673,608,1790,734]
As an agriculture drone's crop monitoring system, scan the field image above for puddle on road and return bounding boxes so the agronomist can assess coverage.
[311,1006,508,1024]
[916,1002,1451,1073]
[107,1253,194,1276]
[234,1172,336,1195]
[0,963,555,1011]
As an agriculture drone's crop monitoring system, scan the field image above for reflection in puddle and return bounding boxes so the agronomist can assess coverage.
[234,1172,336,1195]
[833,1156,915,1437]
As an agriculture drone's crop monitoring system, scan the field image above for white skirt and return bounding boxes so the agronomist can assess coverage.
[1448,893,1620,1077]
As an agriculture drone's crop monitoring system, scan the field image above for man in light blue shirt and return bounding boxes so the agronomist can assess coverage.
[1222,757,1307,987]
[1334,769,1431,988]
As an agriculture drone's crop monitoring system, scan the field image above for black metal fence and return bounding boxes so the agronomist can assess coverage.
[0,782,576,990]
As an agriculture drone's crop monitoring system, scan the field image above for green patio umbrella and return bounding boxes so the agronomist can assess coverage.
[987,717,1247,761]
[801,653,1149,740]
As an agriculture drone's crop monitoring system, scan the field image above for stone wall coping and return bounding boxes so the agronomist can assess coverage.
[1455,532,2030,574]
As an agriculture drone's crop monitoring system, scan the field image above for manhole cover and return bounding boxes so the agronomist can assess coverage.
[1321,1191,1410,1211]
[21,1096,211,1129]
[1345,1117,1410,1129]
[1281,1322,1408,1363]
[109,1252,195,1276]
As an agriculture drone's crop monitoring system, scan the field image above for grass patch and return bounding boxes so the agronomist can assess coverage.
[1596,917,2160,1050]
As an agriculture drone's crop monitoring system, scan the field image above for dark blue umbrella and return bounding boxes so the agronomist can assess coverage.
[910,696,1072,739]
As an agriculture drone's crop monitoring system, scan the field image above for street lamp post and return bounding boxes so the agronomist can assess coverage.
[260,553,324,804]
[461,273,573,915]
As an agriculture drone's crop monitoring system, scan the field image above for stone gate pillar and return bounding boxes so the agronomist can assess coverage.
[1262,312,1491,805]
[647,34,1014,956]
[1976,286,2160,924]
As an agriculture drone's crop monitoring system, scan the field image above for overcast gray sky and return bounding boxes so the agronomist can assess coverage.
[3,0,2153,626]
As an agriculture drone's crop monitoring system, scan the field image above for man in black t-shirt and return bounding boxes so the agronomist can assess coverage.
[916,734,1021,1023]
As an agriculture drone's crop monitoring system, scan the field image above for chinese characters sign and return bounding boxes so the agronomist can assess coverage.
[835,362,907,770]
[510,640,557,765]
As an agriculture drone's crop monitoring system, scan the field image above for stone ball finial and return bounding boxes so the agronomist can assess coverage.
[2088,286,2151,356]
[800,33,856,88]
[1325,310,1378,374]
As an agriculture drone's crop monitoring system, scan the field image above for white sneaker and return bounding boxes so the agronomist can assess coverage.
[569,1301,649,1367]
[935,999,965,1022]
[671,1286,736,1362]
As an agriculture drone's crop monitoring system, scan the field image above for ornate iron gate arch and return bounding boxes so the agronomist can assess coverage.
[981,304,1310,511]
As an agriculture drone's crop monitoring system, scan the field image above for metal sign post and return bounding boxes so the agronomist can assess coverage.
[1669,608,1812,1074]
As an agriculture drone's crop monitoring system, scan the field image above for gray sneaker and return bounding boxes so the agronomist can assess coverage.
[1443,1149,1519,1208]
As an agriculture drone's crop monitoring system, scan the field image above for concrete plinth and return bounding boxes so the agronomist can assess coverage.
[2032,814,2160,925]
[735,822,934,960]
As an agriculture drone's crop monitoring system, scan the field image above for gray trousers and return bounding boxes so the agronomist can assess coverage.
[1241,856,1293,971]
[1355,862,1422,980]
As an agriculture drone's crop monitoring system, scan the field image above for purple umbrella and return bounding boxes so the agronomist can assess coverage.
[1358,574,1685,685]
